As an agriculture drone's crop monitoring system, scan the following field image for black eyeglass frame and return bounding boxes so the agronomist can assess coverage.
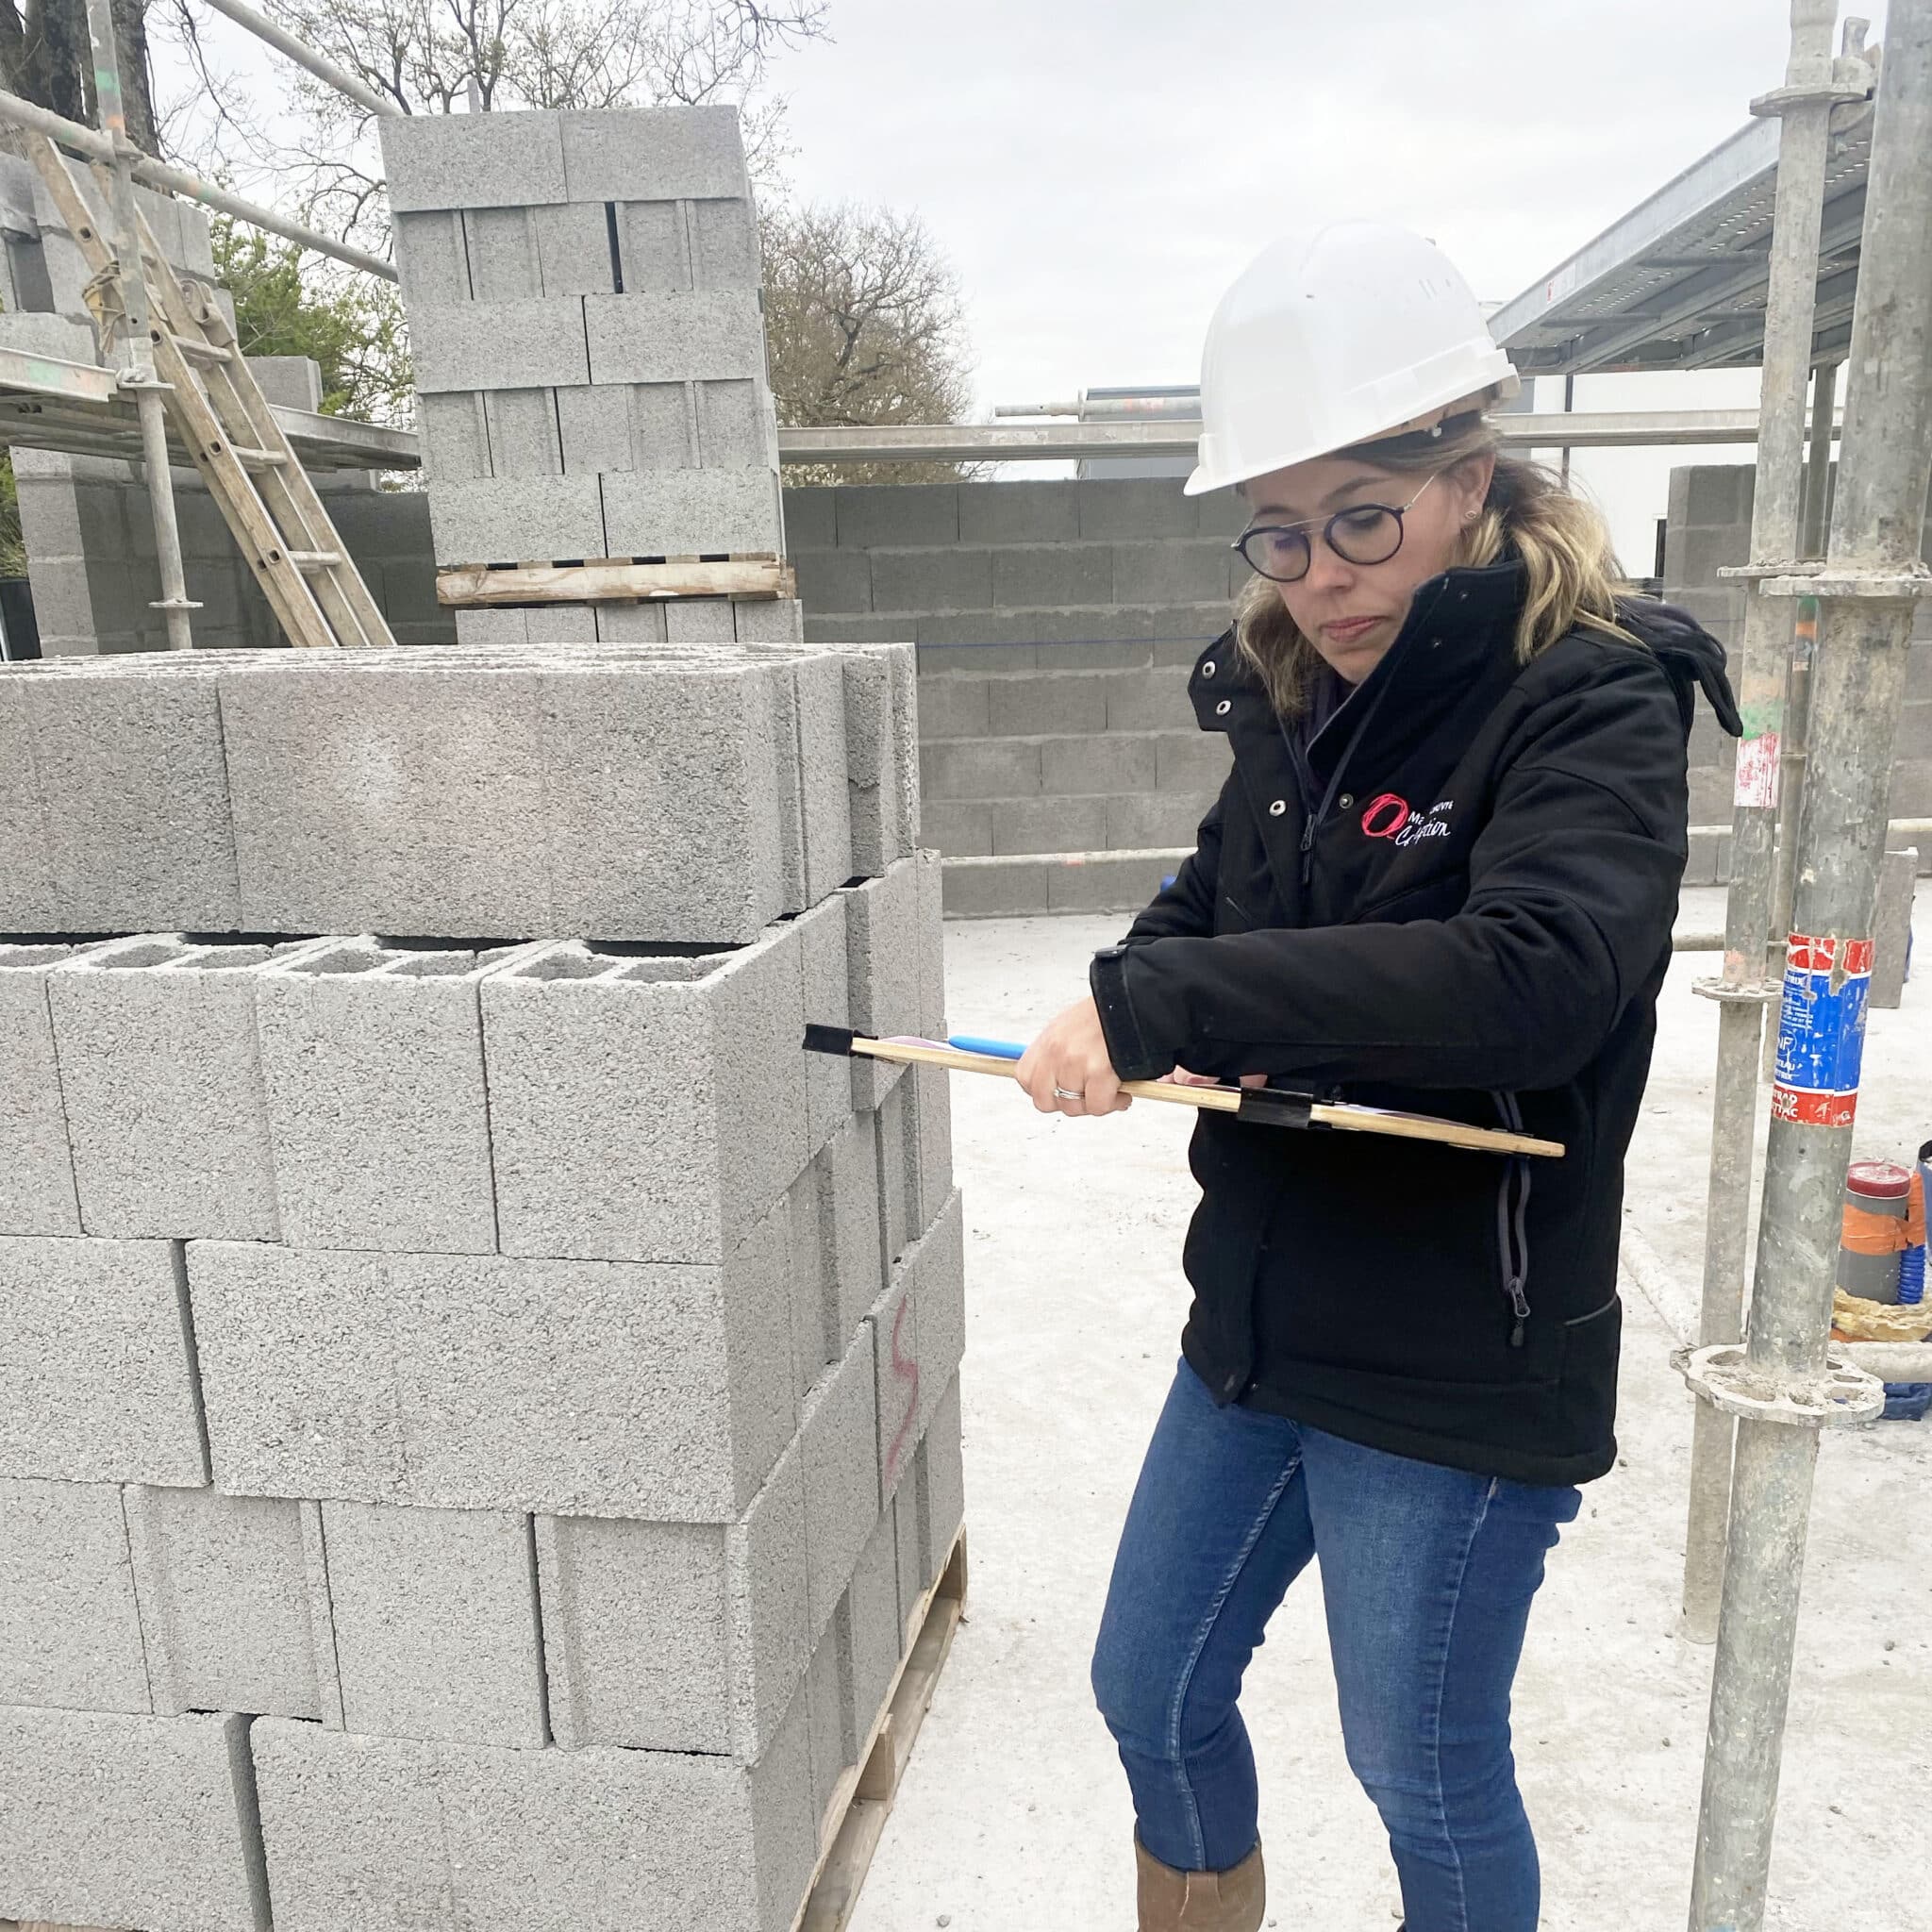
[1231,473,1441,583]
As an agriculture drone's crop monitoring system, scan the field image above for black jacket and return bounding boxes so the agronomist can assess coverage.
[1090,558,1740,1486]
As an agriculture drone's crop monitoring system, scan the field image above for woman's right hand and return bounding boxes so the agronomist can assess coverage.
[1165,1067,1269,1089]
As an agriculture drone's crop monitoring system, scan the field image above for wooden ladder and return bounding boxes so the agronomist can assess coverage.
[25,134,396,650]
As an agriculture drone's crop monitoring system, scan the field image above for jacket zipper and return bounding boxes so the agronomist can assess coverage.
[1492,1091,1534,1346]
[1276,674,1399,888]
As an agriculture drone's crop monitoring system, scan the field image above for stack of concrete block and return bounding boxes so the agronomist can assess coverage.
[381,104,799,651]
[0,637,918,941]
[0,638,963,1932]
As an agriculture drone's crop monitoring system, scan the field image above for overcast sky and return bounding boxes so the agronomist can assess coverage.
[155,1,1882,559]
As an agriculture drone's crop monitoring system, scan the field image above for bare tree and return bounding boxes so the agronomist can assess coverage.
[0,0,158,147]
[761,200,979,486]
[158,0,826,245]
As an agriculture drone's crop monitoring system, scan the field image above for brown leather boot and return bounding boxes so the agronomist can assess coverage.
[1134,1834,1265,1932]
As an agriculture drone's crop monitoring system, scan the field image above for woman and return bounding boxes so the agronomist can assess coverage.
[1015,223,1740,1932]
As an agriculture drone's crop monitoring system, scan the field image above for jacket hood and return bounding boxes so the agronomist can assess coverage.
[1615,597,1743,739]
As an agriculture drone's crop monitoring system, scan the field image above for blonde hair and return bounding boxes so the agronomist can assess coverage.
[1231,416,1641,718]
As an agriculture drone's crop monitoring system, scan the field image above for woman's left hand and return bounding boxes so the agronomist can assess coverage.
[1016,996,1133,1117]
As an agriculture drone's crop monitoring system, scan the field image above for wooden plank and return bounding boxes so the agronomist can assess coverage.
[438,558,793,608]
[791,1526,969,1932]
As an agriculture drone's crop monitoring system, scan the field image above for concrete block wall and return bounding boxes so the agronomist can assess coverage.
[0,638,964,1932]
[1662,463,1932,881]
[786,476,1245,915]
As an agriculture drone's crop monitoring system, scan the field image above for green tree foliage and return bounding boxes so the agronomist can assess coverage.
[211,214,411,424]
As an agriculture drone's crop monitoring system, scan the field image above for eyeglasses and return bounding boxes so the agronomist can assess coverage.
[1233,473,1440,583]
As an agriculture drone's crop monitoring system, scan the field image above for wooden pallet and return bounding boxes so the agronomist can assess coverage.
[794,1526,969,1932]
[437,555,794,608]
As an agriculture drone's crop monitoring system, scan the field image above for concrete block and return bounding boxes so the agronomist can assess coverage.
[939,855,1052,916]
[1044,848,1180,914]
[533,199,616,296]
[801,1318,882,1643]
[1113,541,1233,607]
[822,1109,888,1343]
[923,737,1044,800]
[409,298,590,392]
[482,386,565,478]
[123,1485,323,1720]
[219,651,790,942]
[0,942,91,1237]
[850,1505,904,1740]
[538,1427,808,1759]
[958,479,1080,544]
[782,487,837,550]
[461,205,542,300]
[0,658,241,933]
[248,358,326,415]
[252,1690,814,1932]
[991,544,1115,609]
[393,209,471,304]
[698,376,777,467]
[891,1482,921,1648]
[798,891,853,1158]
[484,924,808,1264]
[1104,665,1198,734]
[843,858,924,1108]
[989,670,1109,736]
[735,597,807,644]
[781,649,856,905]
[870,1243,919,1508]
[48,935,284,1241]
[1041,730,1158,795]
[679,193,757,287]
[907,1064,955,1238]
[615,197,691,293]
[991,794,1108,855]
[428,473,607,563]
[1108,791,1215,850]
[593,599,670,641]
[1078,476,1200,540]
[914,674,989,741]
[666,594,737,641]
[835,485,958,549]
[316,1500,546,1747]
[911,1191,966,1445]
[560,105,752,202]
[454,604,530,645]
[796,547,873,616]
[0,1707,269,1932]
[805,1600,854,1836]
[255,939,534,1255]
[1681,465,1755,527]
[601,468,783,557]
[1154,725,1230,792]
[523,603,599,643]
[914,846,946,1039]
[787,1165,832,1398]
[916,1370,966,1591]
[557,378,695,470]
[0,1476,150,1713]
[188,1232,796,1521]
[583,290,767,385]
[874,1079,913,1280]
[0,1235,207,1486]
[870,546,992,615]
[379,108,568,211]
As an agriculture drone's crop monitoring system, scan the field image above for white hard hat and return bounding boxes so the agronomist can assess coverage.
[1185,222,1522,497]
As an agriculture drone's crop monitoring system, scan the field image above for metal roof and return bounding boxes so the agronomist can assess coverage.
[1489,90,1876,376]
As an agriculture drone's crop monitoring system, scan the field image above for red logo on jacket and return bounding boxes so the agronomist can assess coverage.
[1360,793,1412,840]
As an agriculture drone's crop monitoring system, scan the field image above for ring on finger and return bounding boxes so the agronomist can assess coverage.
[1053,1085,1084,1103]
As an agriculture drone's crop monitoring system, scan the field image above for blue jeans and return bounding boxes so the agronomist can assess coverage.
[1091,1362,1580,1932]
